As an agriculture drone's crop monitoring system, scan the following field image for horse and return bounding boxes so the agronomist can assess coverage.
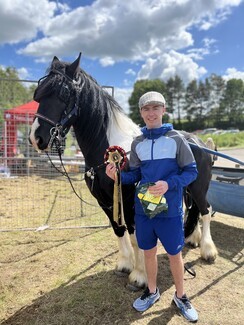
[29,53,217,289]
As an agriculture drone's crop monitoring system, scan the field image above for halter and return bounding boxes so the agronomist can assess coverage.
[34,69,85,149]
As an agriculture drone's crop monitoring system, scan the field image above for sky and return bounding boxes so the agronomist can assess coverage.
[0,0,243,112]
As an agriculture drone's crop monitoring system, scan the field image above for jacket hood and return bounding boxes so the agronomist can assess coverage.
[141,123,173,139]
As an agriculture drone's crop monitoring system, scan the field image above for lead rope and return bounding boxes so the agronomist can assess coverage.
[105,146,127,226]
[113,162,125,226]
[113,165,120,225]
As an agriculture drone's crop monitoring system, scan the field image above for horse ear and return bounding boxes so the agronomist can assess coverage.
[66,52,82,79]
[52,56,60,64]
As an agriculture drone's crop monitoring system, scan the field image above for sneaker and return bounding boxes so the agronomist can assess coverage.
[173,292,198,322]
[133,287,160,312]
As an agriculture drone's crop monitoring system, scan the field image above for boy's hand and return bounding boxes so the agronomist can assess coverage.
[106,163,117,180]
[148,180,168,196]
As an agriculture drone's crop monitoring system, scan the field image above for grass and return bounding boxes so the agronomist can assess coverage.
[1,213,244,325]
[0,175,108,231]
[199,131,244,149]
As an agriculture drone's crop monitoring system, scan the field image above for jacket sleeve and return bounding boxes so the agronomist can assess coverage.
[166,162,198,190]
[167,136,198,190]
[121,167,141,184]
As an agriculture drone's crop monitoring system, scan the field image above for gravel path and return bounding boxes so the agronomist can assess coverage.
[214,147,244,168]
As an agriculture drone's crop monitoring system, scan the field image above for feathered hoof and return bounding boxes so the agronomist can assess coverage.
[201,253,217,263]
[126,282,146,292]
[114,268,131,277]
[185,241,199,248]
[127,270,147,291]
[200,245,218,263]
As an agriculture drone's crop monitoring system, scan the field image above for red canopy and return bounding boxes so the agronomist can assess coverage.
[4,100,39,123]
[2,100,39,158]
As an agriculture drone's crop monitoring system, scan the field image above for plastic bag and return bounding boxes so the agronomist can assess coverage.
[137,182,168,218]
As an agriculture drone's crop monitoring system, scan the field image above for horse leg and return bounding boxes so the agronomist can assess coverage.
[184,200,202,247]
[200,210,218,262]
[185,184,218,262]
[185,219,202,248]
[115,231,135,276]
[127,233,147,290]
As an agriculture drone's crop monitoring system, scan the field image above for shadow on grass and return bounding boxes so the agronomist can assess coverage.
[1,218,243,325]
[1,253,177,325]
[184,218,244,303]
[183,217,244,266]
[210,218,244,263]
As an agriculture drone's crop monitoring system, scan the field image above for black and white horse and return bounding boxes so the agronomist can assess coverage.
[29,53,217,289]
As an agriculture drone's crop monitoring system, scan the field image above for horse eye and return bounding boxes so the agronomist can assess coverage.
[59,83,70,102]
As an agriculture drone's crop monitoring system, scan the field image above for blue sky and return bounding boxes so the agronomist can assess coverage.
[0,0,243,112]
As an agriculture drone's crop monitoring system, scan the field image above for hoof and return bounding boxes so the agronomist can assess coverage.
[186,242,198,249]
[203,255,216,263]
[114,269,130,277]
[200,244,218,263]
[126,282,145,292]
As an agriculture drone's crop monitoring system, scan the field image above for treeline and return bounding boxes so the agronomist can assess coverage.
[128,75,244,131]
[0,67,36,124]
[1,67,243,132]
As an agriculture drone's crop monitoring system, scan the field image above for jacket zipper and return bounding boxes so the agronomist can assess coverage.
[151,139,155,160]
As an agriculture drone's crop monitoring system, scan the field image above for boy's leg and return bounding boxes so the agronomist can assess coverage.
[168,251,184,297]
[144,246,158,293]
[169,252,198,322]
[133,246,160,312]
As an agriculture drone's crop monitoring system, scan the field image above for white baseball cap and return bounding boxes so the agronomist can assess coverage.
[139,91,166,109]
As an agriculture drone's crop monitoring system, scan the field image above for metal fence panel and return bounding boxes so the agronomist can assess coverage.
[0,106,108,232]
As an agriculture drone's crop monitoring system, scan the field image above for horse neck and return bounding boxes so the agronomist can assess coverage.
[74,127,109,168]
[74,73,141,167]
[73,83,110,167]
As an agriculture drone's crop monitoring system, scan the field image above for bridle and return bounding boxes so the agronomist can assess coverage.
[33,69,117,210]
[34,69,85,150]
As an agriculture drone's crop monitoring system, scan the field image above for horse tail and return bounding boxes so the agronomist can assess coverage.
[205,137,218,165]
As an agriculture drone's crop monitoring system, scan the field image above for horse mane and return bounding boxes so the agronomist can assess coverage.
[64,61,141,151]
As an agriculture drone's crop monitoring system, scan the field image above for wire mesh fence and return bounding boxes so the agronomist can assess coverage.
[0,79,109,231]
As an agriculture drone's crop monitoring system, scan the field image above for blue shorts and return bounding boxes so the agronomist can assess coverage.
[135,214,185,255]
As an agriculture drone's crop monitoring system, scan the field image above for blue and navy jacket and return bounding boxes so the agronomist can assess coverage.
[121,124,198,218]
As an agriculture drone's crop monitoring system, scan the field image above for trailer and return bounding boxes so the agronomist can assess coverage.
[207,166,244,218]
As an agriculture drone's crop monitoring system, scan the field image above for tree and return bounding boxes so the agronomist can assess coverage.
[184,79,211,128]
[184,80,198,122]
[207,74,226,125]
[0,67,36,125]
[220,79,244,127]
[166,75,184,128]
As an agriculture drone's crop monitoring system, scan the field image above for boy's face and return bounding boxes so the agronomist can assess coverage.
[140,104,165,129]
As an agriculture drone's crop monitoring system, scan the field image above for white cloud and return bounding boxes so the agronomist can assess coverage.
[113,87,133,114]
[137,50,207,84]
[0,0,242,89]
[100,56,115,67]
[187,38,218,60]
[223,68,244,80]
[3,0,236,63]
[125,69,136,76]
[0,0,57,44]
[17,67,29,79]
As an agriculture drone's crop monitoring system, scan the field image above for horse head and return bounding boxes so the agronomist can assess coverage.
[29,53,82,152]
